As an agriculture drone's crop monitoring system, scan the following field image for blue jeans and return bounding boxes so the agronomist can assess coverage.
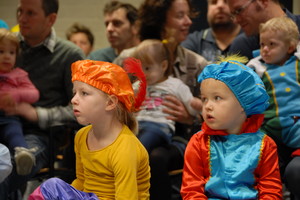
[138,121,173,153]
[0,115,28,152]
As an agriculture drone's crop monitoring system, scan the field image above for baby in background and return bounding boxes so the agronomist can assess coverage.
[247,16,300,198]
[130,39,202,153]
[0,28,39,176]
[247,16,300,161]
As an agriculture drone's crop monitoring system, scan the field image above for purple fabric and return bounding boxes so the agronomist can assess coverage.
[29,178,99,200]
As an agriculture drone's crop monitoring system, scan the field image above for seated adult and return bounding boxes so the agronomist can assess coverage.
[181,0,242,62]
[66,22,95,57]
[0,0,84,198]
[88,1,139,62]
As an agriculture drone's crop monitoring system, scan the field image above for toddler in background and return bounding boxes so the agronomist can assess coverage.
[181,56,282,199]
[130,39,202,153]
[247,16,300,198]
[29,59,150,200]
[0,28,39,176]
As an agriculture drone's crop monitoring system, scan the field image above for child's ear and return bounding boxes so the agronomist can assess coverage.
[161,60,168,74]
[287,43,297,54]
[106,95,119,111]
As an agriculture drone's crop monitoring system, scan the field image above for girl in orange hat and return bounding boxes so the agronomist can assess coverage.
[29,59,150,200]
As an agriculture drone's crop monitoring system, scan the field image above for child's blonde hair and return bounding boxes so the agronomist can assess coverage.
[130,39,173,77]
[259,17,299,48]
[0,28,19,55]
[102,92,138,134]
[115,102,138,134]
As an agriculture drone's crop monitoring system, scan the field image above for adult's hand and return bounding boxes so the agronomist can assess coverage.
[6,102,38,122]
[162,95,194,125]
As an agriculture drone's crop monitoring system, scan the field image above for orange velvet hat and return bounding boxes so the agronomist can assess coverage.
[71,59,146,112]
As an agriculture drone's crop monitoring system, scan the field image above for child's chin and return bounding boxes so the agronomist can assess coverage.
[77,119,89,126]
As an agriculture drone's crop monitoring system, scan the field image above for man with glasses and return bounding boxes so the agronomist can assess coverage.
[227,0,300,199]
[227,0,300,59]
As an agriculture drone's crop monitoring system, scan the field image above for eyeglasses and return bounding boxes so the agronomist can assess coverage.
[230,0,255,20]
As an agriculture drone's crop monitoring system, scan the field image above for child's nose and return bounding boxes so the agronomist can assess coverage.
[204,101,213,110]
[262,45,269,51]
[71,95,78,105]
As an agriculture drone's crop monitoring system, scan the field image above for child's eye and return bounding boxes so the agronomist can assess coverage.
[201,97,207,102]
[81,91,88,96]
[269,42,276,47]
[215,96,221,101]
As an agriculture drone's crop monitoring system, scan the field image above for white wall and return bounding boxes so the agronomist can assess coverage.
[1,0,299,50]
[0,0,143,50]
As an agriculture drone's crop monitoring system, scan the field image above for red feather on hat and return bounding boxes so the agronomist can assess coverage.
[123,58,147,111]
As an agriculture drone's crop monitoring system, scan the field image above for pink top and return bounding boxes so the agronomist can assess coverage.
[0,68,39,103]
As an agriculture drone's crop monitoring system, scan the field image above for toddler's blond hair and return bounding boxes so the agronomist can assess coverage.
[0,28,19,55]
[259,17,299,48]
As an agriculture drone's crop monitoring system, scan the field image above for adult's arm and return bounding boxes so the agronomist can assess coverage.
[3,102,76,129]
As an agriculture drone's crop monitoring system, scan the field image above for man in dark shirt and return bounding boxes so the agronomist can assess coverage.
[0,0,84,198]
[182,0,241,62]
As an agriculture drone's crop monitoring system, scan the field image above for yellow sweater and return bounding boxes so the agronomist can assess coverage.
[71,125,150,200]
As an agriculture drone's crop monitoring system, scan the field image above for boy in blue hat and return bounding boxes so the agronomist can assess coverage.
[181,56,282,199]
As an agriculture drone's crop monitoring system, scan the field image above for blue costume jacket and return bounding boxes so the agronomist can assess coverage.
[248,51,300,157]
[181,114,282,199]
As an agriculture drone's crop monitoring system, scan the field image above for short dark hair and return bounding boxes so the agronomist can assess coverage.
[66,23,94,46]
[103,1,138,25]
[138,0,195,41]
[41,0,59,16]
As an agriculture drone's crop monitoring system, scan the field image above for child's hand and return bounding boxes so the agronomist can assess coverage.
[0,93,16,111]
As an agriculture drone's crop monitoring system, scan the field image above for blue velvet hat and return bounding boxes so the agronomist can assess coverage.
[198,59,269,116]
